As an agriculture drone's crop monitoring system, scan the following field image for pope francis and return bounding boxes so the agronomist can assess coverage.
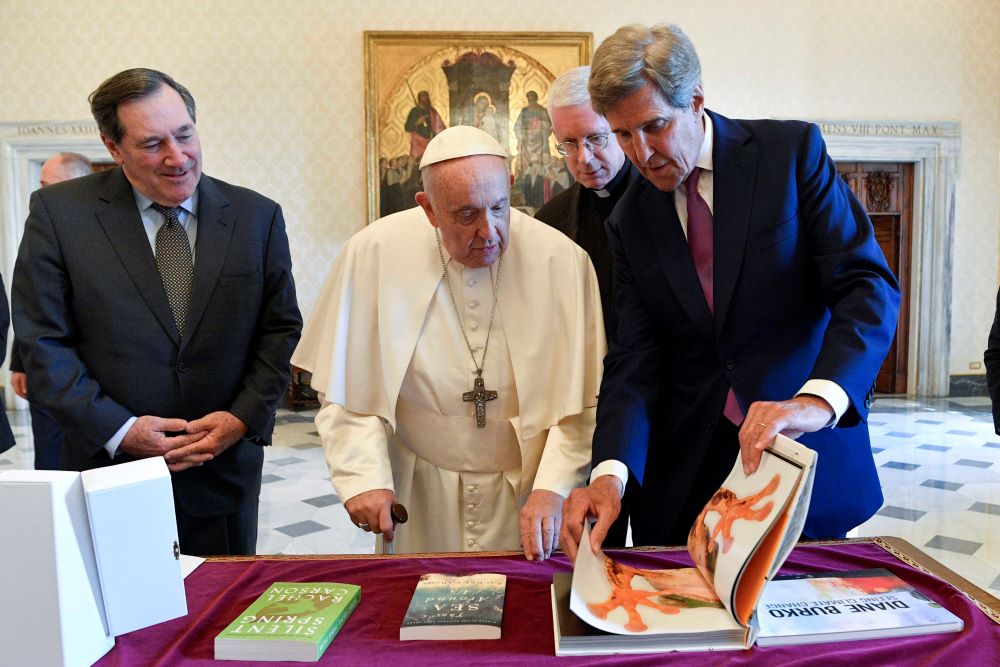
[292,126,605,560]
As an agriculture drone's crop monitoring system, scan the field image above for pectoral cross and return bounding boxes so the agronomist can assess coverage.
[463,374,498,428]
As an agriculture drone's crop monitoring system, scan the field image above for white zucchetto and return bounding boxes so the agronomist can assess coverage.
[419,125,508,169]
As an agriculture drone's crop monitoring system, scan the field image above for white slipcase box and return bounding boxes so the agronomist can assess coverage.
[0,471,115,667]
[81,457,188,636]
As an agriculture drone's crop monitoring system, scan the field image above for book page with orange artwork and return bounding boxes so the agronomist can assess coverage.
[563,436,815,652]
[569,522,747,645]
[688,434,816,625]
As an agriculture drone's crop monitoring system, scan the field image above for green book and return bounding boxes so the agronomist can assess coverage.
[400,573,506,640]
[214,581,361,662]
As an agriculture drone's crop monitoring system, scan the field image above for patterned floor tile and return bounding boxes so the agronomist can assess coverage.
[877,505,926,521]
[955,459,993,468]
[924,535,982,556]
[921,479,963,491]
[303,493,341,508]
[882,461,920,471]
[969,502,1000,516]
[275,520,330,537]
[269,456,307,466]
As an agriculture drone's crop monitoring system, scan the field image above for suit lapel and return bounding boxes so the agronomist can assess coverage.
[638,180,714,339]
[95,169,180,344]
[184,176,234,344]
[709,110,757,334]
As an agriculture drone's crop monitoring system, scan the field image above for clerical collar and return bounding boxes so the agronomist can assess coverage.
[593,160,630,198]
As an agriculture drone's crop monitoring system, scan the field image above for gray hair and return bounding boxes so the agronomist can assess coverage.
[547,66,593,108]
[589,23,701,115]
[89,68,197,143]
[54,152,93,178]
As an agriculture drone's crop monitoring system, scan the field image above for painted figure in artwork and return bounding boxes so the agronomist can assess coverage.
[688,474,781,582]
[513,90,552,209]
[405,90,446,158]
[587,560,722,632]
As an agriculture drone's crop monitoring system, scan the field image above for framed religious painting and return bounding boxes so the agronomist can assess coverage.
[364,31,593,223]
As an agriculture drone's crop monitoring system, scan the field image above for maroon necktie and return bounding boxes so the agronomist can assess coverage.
[684,168,744,425]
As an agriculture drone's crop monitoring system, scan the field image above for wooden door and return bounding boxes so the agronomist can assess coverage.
[836,162,913,394]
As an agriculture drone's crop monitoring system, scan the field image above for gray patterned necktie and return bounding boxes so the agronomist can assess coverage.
[151,203,193,336]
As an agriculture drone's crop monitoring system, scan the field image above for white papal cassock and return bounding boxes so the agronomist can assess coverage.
[292,206,605,553]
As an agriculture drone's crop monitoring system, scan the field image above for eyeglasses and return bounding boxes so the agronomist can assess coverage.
[554,133,611,157]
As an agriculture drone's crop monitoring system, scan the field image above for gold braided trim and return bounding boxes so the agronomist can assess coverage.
[873,536,1000,625]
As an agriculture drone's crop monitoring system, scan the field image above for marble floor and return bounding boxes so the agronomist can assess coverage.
[1,396,998,600]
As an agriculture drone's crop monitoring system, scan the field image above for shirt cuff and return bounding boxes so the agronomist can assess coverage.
[104,416,137,458]
[590,459,628,498]
[796,379,848,427]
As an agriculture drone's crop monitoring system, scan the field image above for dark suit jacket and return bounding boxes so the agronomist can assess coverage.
[535,163,639,341]
[9,337,22,372]
[0,276,16,454]
[986,286,1000,433]
[12,168,302,516]
[594,111,901,541]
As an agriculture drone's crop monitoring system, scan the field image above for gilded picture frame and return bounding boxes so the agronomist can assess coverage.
[364,30,593,224]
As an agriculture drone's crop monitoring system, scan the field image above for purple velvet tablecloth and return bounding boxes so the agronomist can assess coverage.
[95,539,999,666]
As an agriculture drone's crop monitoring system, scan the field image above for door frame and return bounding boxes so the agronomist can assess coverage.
[815,120,960,397]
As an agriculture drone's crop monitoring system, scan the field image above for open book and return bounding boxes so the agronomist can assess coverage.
[551,434,816,655]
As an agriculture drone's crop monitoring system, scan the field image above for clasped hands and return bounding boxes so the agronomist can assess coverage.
[345,488,565,561]
[119,411,248,472]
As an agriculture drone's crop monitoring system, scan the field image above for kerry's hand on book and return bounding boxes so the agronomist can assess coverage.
[559,475,623,563]
[739,395,833,475]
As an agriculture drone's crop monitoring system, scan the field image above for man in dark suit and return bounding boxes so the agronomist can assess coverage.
[9,152,93,470]
[12,68,302,555]
[561,24,900,557]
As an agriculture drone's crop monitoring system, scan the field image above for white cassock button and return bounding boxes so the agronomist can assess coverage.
[466,521,475,527]
[468,300,479,309]
[467,503,475,510]
[467,539,476,547]
[466,279,477,287]
[469,321,479,331]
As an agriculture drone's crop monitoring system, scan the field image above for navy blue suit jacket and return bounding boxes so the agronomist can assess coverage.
[594,110,901,540]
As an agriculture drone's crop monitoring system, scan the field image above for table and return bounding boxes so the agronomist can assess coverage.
[95,537,999,665]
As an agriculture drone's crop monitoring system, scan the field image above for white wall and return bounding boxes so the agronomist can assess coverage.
[1,0,997,378]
